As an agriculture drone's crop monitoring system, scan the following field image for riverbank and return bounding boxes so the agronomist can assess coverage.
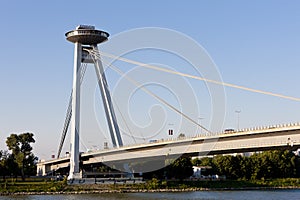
[1,178,300,195]
[2,187,300,196]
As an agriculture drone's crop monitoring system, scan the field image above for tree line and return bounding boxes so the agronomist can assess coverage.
[1,132,299,182]
[142,150,300,181]
[192,150,300,180]
[0,133,37,180]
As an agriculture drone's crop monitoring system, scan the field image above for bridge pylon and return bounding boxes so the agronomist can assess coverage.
[65,25,123,180]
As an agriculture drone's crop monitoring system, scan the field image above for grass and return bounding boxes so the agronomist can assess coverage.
[0,178,67,194]
[250,178,300,188]
[1,178,300,194]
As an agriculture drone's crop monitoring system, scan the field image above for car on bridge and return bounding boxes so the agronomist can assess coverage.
[224,128,235,133]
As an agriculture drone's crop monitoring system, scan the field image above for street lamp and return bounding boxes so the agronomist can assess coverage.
[235,110,241,130]
[198,117,204,134]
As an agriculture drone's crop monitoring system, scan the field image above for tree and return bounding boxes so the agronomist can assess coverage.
[192,157,213,167]
[249,150,297,180]
[166,157,193,180]
[239,156,252,179]
[278,150,296,178]
[6,133,37,180]
[192,150,300,180]
[0,150,4,179]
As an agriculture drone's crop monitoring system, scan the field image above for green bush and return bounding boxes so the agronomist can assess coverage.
[146,178,159,189]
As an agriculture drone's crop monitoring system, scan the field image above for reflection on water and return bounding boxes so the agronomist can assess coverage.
[1,190,300,200]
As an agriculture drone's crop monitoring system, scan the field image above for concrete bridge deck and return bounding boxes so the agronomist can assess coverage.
[37,123,300,176]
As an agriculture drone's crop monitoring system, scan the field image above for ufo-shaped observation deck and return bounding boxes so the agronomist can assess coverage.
[65,25,109,45]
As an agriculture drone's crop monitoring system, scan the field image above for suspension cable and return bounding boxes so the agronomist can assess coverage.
[94,54,212,134]
[113,99,137,144]
[95,50,300,102]
[57,63,87,158]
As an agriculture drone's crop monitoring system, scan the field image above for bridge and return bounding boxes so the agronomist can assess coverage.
[36,25,300,180]
[37,122,300,176]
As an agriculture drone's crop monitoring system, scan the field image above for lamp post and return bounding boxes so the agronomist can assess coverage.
[198,117,204,134]
[235,110,241,130]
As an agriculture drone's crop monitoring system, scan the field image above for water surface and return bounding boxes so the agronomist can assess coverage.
[1,190,299,200]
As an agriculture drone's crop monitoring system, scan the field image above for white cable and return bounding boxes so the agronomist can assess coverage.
[86,48,211,134]
[96,50,300,102]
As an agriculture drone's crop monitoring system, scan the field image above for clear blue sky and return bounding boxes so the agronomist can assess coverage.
[0,1,300,160]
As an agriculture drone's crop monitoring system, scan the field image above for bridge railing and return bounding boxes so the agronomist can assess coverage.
[117,122,300,150]
[77,122,300,155]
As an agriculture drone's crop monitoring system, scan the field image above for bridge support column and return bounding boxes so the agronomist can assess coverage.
[65,25,123,181]
[92,45,123,148]
[68,42,82,180]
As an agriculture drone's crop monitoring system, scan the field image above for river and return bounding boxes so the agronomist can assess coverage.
[1,190,299,200]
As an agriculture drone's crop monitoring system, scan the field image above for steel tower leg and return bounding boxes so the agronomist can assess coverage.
[92,45,123,147]
[68,42,82,180]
